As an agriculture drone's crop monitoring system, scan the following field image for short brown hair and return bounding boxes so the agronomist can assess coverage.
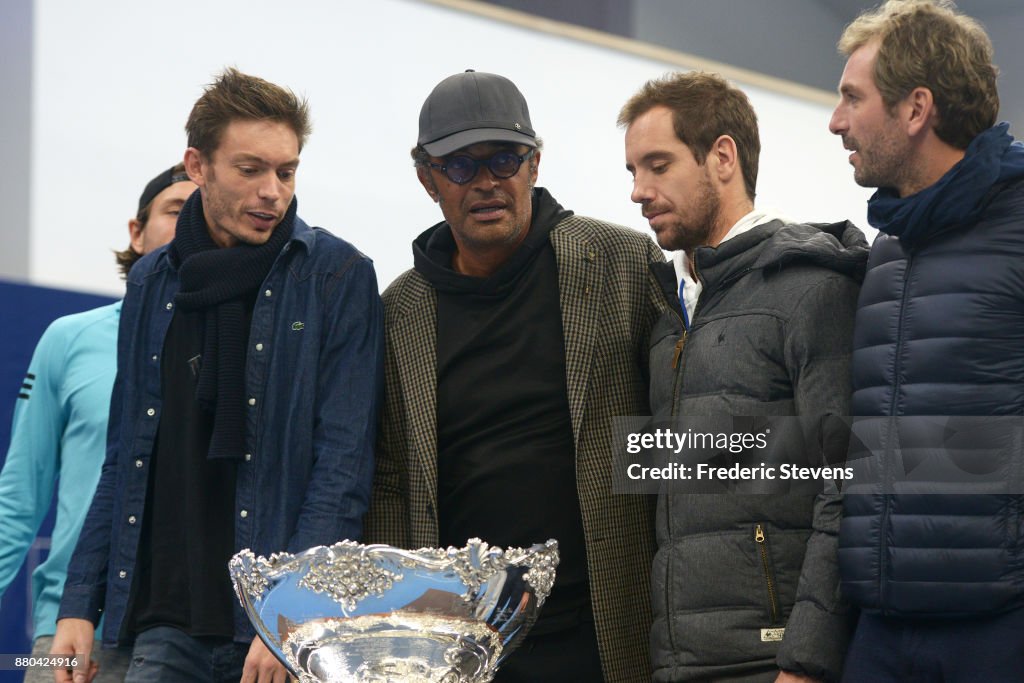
[839,0,998,149]
[618,71,760,201]
[186,67,311,157]
[114,162,187,278]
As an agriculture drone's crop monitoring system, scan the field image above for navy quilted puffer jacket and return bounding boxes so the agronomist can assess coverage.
[840,123,1024,617]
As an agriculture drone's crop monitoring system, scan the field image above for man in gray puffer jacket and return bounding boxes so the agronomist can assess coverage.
[620,72,867,682]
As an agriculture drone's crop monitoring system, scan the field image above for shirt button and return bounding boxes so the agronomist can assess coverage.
[135,459,143,468]
[146,408,156,417]
[151,355,158,362]
[239,510,248,519]
[255,343,264,352]
[244,453,252,462]
[264,289,272,298]
[248,397,256,406]
[128,515,137,525]
[118,570,127,579]
[165,302,173,310]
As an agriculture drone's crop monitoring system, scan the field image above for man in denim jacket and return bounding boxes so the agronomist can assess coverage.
[52,69,384,683]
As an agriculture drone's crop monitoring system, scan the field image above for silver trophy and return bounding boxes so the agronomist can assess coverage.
[229,538,559,683]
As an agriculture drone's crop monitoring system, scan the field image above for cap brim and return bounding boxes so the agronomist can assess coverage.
[422,128,537,157]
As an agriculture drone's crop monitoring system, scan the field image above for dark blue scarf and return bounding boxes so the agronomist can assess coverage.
[868,123,1024,245]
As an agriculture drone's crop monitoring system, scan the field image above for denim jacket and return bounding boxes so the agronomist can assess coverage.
[59,217,384,645]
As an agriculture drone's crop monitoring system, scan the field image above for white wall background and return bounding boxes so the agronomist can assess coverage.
[29,0,871,295]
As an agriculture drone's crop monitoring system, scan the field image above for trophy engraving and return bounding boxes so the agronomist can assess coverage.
[297,541,403,612]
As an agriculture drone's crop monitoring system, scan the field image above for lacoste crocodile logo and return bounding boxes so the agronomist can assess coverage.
[291,321,305,331]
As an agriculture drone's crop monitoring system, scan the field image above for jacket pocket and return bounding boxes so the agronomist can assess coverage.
[754,523,781,625]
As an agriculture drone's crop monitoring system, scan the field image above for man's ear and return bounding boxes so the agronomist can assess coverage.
[528,149,541,187]
[904,86,936,138]
[184,147,206,188]
[128,218,145,255]
[708,134,740,186]
[417,167,440,202]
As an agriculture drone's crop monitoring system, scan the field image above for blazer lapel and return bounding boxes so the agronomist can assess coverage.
[551,220,605,446]
[389,274,440,511]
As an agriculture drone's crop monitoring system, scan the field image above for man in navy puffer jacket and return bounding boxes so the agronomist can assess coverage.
[829,1,1024,680]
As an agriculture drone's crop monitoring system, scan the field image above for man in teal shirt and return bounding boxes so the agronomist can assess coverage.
[0,165,195,682]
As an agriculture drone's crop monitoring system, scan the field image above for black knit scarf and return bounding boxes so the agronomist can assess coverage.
[168,190,297,460]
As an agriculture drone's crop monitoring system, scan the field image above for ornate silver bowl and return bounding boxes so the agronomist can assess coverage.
[229,538,559,683]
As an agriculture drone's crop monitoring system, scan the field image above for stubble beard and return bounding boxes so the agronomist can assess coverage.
[460,212,528,252]
[851,125,914,194]
[202,173,277,247]
[661,175,721,253]
[453,187,532,252]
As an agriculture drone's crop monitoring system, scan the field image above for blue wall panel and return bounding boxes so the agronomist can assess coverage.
[0,281,117,681]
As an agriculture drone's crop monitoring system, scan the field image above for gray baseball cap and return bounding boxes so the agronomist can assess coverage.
[418,70,537,157]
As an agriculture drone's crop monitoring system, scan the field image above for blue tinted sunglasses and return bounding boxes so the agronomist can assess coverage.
[428,149,536,185]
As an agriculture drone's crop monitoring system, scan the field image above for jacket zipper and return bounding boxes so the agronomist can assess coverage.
[664,313,686,655]
[664,255,703,652]
[878,252,914,613]
[755,524,780,624]
[671,333,687,369]
[663,260,696,656]
[669,257,702,411]
[887,251,913,424]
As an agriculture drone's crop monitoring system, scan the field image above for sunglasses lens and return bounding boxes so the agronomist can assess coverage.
[445,156,477,184]
[442,150,529,184]
[488,152,523,178]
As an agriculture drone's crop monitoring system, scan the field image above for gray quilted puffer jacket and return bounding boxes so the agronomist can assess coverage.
[649,220,866,682]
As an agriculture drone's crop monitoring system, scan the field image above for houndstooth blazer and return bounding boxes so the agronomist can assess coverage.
[363,213,666,682]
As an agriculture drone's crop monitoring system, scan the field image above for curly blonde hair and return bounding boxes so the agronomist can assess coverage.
[839,0,998,149]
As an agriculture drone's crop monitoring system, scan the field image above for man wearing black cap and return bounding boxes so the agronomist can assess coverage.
[363,70,664,682]
[53,69,384,683]
[0,164,194,683]
[114,163,195,278]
